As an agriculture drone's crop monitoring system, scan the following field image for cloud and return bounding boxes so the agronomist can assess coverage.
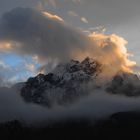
[42,11,64,22]
[43,0,57,7]
[68,11,78,17]
[0,60,16,87]
[81,17,88,23]
[1,85,140,124]
[0,7,88,64]
[0,42,13,52]
[25,63,36,74]
[0,57,39,87]
[0,7,136,83]
[68,11,89,24]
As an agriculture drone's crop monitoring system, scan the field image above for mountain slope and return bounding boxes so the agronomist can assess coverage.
[106,72,140,96]
[21,57,140,107]
[21,57,102,107]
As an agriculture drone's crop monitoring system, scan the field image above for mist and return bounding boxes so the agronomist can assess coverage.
[0,85,140,125]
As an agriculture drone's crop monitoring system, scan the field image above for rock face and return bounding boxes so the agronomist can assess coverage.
[21,57,102,107]
[21,57,140,107]
[106,72,140,96]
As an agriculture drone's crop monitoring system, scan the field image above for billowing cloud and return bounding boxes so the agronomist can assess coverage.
[0,7,136,83]
[88,33,136,79]
[0,6,139,125]
[0,7,88,64]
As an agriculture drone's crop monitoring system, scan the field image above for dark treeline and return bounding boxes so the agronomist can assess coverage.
[0,111,140,140]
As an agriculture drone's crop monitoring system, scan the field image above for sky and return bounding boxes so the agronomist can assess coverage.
[0,0,140,86]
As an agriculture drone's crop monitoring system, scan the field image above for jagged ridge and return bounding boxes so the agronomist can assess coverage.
[21,57,140,107]
[21,57,102,107]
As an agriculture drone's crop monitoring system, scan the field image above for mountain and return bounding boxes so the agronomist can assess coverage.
[21,57,140,107]
[21,57,102,107]
[106,72,140,96]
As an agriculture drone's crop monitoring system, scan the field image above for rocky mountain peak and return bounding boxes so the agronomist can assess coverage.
[106,72,140,96]
[21,57,102,107]
[20,57,140,107]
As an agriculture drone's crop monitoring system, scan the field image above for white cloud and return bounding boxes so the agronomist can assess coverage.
[25,63,36,73]
[0,60,9,69]
[42,11,64,22]
[0,58,38,87]
[81,17,88,23]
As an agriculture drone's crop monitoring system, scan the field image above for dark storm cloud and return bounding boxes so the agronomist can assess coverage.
[0,7,88,63]
[0,0,38,16]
